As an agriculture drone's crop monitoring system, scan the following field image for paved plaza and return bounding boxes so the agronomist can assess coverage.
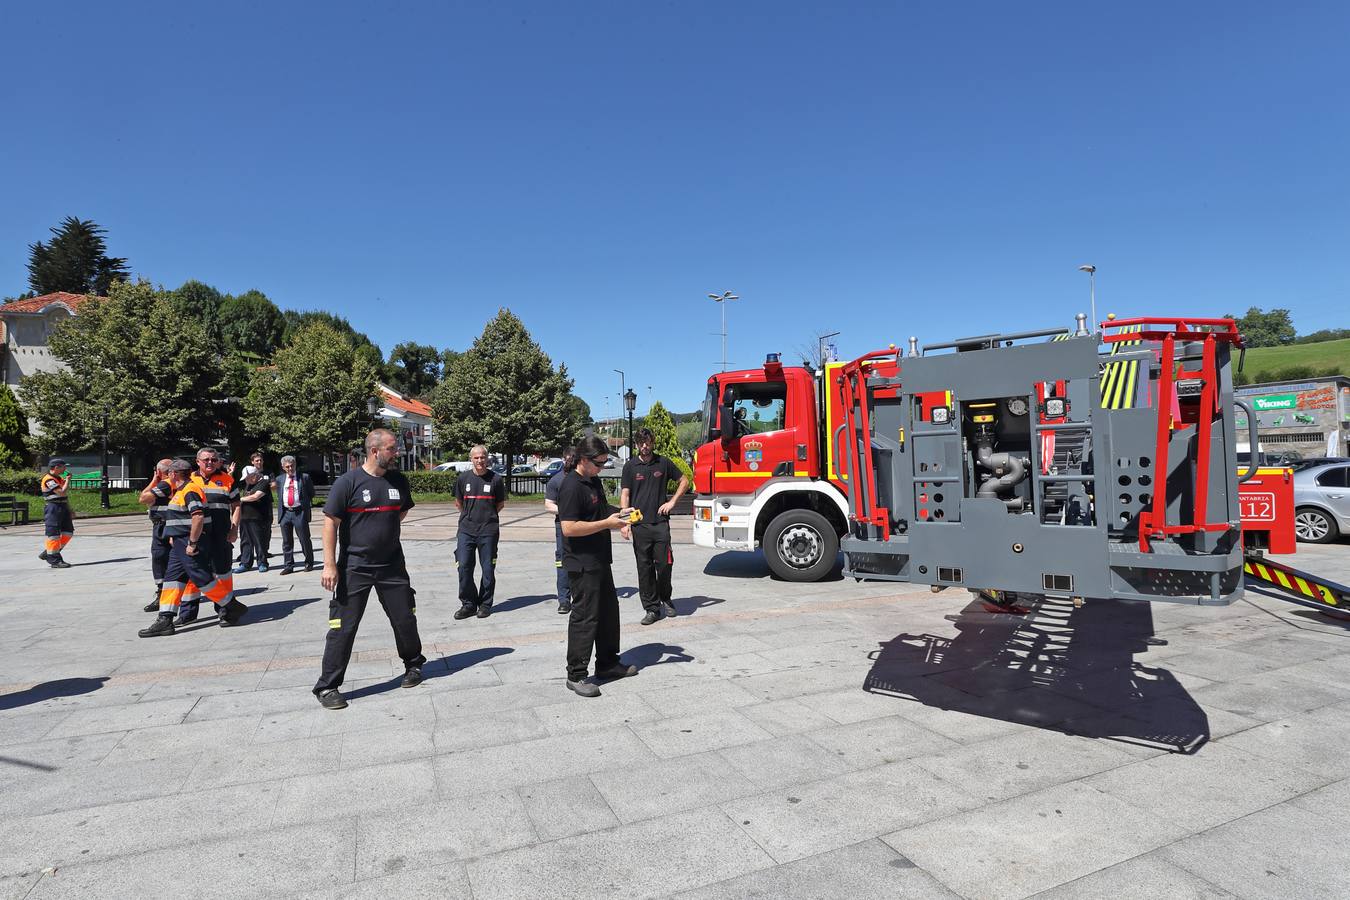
[1,503,1349,899]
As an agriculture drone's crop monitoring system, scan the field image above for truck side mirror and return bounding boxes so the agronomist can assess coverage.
[720,403,736,443]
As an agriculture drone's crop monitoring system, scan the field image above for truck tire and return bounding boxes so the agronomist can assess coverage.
[763,508,839,582]
[1294,507,1339,544]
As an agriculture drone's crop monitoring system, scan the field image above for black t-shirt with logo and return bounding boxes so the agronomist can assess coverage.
[621,453,683,524]
[455,469,506,536]
[323,467,415,568]
[556,471,612,570]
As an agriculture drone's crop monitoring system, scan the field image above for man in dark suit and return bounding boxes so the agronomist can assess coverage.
[275,455,315,573]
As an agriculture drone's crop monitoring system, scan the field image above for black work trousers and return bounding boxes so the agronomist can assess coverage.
[279,508,314,569]
[565,566,620,682]
[631,521,674,612]
[553,522,570,603]
[239,518,268,568]
[455,530,499,609]
[315,563,426,695]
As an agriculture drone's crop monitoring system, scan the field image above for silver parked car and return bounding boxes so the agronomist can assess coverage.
[1293,462,1350,543]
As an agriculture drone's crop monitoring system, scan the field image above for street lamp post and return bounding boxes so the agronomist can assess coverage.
[1077,265,1097,331]
[99,403,111,509]
[708,291,739,372]
[817,330,841,369]
[623,388,637,456]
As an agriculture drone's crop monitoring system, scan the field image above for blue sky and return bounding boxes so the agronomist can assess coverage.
[2,1,1347,417]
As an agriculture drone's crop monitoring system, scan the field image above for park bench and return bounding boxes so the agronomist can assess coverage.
[0,495,31,526]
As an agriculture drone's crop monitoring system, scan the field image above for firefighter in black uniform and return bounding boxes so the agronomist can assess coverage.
[558,435,640,698]
[620,428,690,625]
[138,460,248,637]
[452,444,506,619]
[38,458,74,568]
[138,458,175,611]
[314,428,426,710]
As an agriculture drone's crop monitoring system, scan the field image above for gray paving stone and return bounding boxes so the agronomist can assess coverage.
[807,715,961,769]
[433,707,552,753]
[0,755,190,818]
[0,731,125,772]
[883,782,1192,900]
[272,757,437,825]
[308,693,437,736]
[336,721,437,769]
[673,838,961,899]
[517,775,620,841]
[184,685,318,722]
[0,780,283,877]
[737,698,839,736]
[910,727,1137,803]
[26,817,356,899]
[1188,668,1350,722]
[632,677,762,717]
[1220,700,1350,771]
[717,734,856,790]
[354,789,536,878]
[1162,647,1291,683]
[101,712,266,763]
[466,807,775,900]
[190,734,344,790]
[1290,777,1350,826]
[0,709,72,747]
[532,691,662,735]
[43,697,197,739]
[1029,853,1237,899]
[433,725,657,798]
[0,873,41,900]
[630,708,774,758]
[288,862,473,899]
[724,760,983,864]
[1086,740,1332,832]
[1162,802,1348,900]
[591,751,759,823]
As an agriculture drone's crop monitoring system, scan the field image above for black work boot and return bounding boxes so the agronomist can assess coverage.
[175,602,200,626]
[453,605,476,620]
[144,587,162,613]
[317,689,348,710]
[640,610,659,626]
[139,615,176,638]
[219,600,248,627]
[38,550,49,561]
[48,554,71,569]
[401,667,423,688]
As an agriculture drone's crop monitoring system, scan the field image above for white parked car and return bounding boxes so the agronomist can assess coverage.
[432,461,474,473]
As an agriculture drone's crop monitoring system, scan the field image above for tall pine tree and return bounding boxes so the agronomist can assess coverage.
[26,217,130,295]
[0,384,29,469]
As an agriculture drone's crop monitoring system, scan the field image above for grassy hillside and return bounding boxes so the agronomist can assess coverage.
[1238,338,1350,384]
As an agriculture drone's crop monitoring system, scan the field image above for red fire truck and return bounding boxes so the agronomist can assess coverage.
[691,316,1343,613]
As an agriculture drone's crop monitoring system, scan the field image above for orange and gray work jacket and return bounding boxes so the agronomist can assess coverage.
[191,471,239,532]
[40,474,68,505]
[162,482,211,539]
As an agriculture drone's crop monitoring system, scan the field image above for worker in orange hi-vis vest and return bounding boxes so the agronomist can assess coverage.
[176,448,241,625]
[140,460,248,637]
[38,458,74,569]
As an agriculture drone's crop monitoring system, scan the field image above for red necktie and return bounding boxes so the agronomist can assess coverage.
[287,477,296,507]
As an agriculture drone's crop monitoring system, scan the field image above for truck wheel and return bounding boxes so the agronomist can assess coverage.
[764,509,839,582]
[1294,507,1339,544]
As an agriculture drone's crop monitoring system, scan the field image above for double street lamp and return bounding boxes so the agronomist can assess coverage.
[708,291,739,372]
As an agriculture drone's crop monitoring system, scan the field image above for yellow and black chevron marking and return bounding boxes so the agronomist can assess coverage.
[1099,323,1143,409]
[1243,555,1347,610]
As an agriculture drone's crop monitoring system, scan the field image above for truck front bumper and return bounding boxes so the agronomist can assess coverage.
[693,498,754,551]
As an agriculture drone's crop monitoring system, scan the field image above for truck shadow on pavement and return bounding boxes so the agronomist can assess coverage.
[702,552,845,581]
[0,676,109,712]
[864,595,1210,755]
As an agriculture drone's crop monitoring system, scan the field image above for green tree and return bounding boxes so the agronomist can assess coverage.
[243,322,378,455]
[0,384,30,468]
[26,216,130,296]
[168,280,225,346]
[219,289,285,359]
[675,419,704,456]
[430,309,585,478]
[387,341,442,398]
[18,280,227,462]
[644,400,693,484]
[1225,307,1296,348]
[282,309,386,377]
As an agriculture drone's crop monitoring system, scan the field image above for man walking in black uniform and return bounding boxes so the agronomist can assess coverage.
[558,435,639,698]
[314,428,425,710]
[138,458,175,611]
[620,428,690,625]
[452,444,506,620]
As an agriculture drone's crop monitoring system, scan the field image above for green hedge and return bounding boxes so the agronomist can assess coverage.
[0,470,39,494]
[401,471,460,494]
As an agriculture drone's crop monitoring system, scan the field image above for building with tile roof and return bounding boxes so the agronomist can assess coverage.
[0,292,98,390]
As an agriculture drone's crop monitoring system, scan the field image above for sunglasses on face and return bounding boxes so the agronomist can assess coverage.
[589,455,609,466]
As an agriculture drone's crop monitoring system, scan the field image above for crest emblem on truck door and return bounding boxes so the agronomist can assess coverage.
[744,440,763,462]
